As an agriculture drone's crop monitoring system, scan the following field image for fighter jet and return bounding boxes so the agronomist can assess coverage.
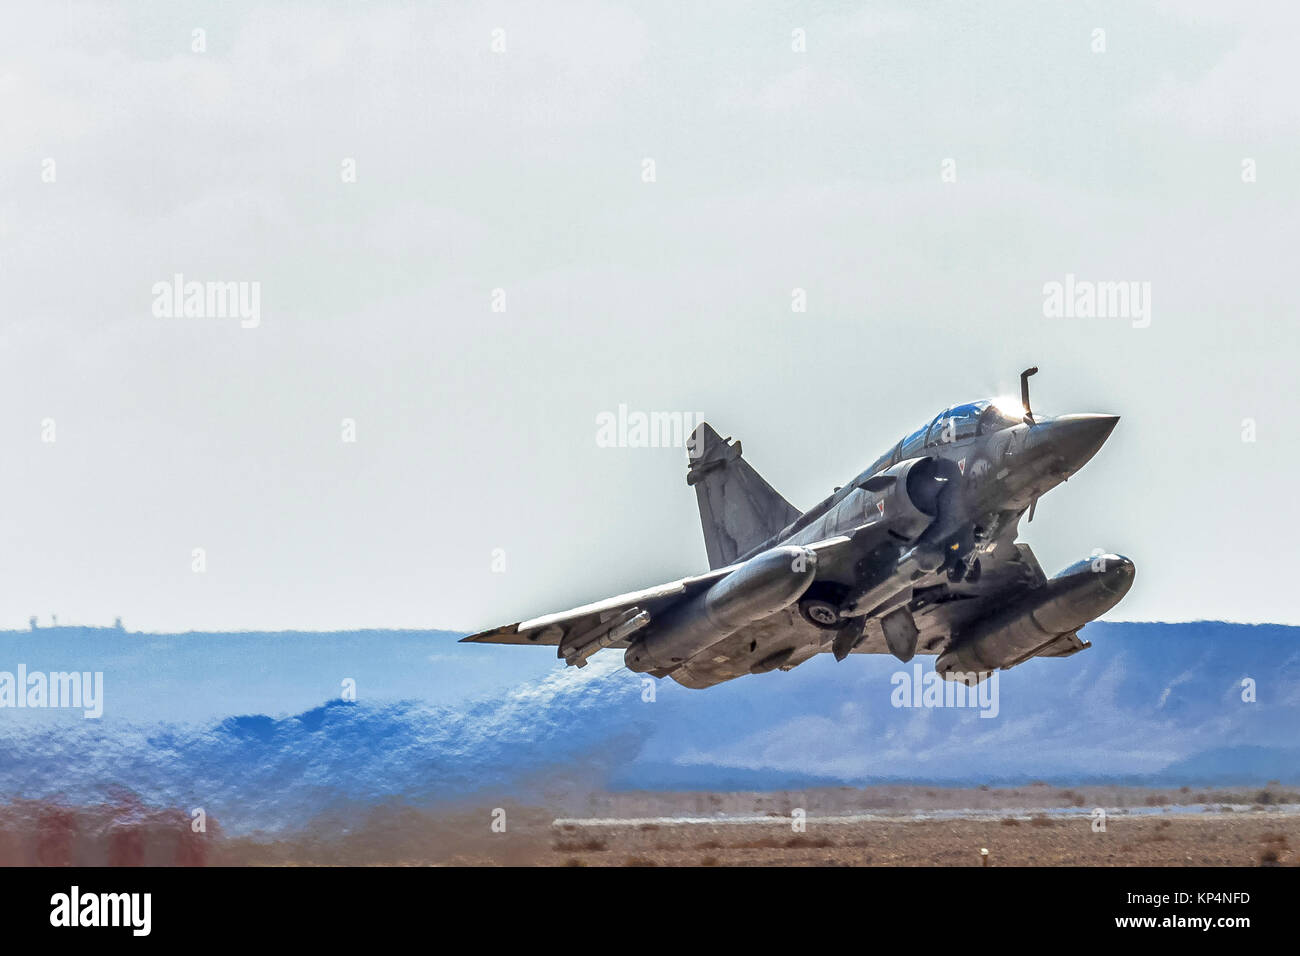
[463,369,1134,688]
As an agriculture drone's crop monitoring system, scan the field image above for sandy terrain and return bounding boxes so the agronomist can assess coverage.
[5,784,1297,866]
[225,783,1300,866]
[547,813,1299,867]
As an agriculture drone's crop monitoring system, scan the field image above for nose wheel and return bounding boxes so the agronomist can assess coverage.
[946,556,982,584]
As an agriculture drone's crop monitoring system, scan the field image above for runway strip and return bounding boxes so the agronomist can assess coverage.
[554,804,1300,828]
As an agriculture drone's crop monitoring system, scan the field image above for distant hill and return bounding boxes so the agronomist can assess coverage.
[0,621,1296,833]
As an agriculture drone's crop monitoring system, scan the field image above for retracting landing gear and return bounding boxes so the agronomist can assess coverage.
[947,556,982,583]
[796,583,870,661]
[799,597,843,628]
[798,583,852,630]
[945,522,987,584]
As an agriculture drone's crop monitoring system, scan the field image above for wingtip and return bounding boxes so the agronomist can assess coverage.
[460,623,524,643]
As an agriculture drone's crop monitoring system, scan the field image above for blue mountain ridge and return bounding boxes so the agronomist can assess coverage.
[0,621,1295,834]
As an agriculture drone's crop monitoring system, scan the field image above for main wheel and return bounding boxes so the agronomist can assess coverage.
[799,597,845,630]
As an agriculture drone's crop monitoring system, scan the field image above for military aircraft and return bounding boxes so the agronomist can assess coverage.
[463,369,1134,689]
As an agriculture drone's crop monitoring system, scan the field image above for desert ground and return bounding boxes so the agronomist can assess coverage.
[229,783,1300,866]
[545,809,1299,867]
[4,783,1296,866]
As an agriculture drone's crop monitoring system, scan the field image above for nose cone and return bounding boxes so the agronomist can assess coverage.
[1025,413,1119,477]
[1098,553,1136,598]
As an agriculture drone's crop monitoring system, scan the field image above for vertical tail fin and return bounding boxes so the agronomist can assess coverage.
[686,423,802,569]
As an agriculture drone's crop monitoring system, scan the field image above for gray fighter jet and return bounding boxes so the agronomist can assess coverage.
[464,369,1134,688]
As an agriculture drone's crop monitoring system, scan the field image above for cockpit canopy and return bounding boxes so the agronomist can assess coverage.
[863,399,1029,478]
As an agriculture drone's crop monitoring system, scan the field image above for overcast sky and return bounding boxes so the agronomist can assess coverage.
[2,1,1297,631]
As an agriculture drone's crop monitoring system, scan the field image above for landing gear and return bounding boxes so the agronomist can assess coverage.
[946,556,982,584]
[798,584,851,630]
[799,597,844,629]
